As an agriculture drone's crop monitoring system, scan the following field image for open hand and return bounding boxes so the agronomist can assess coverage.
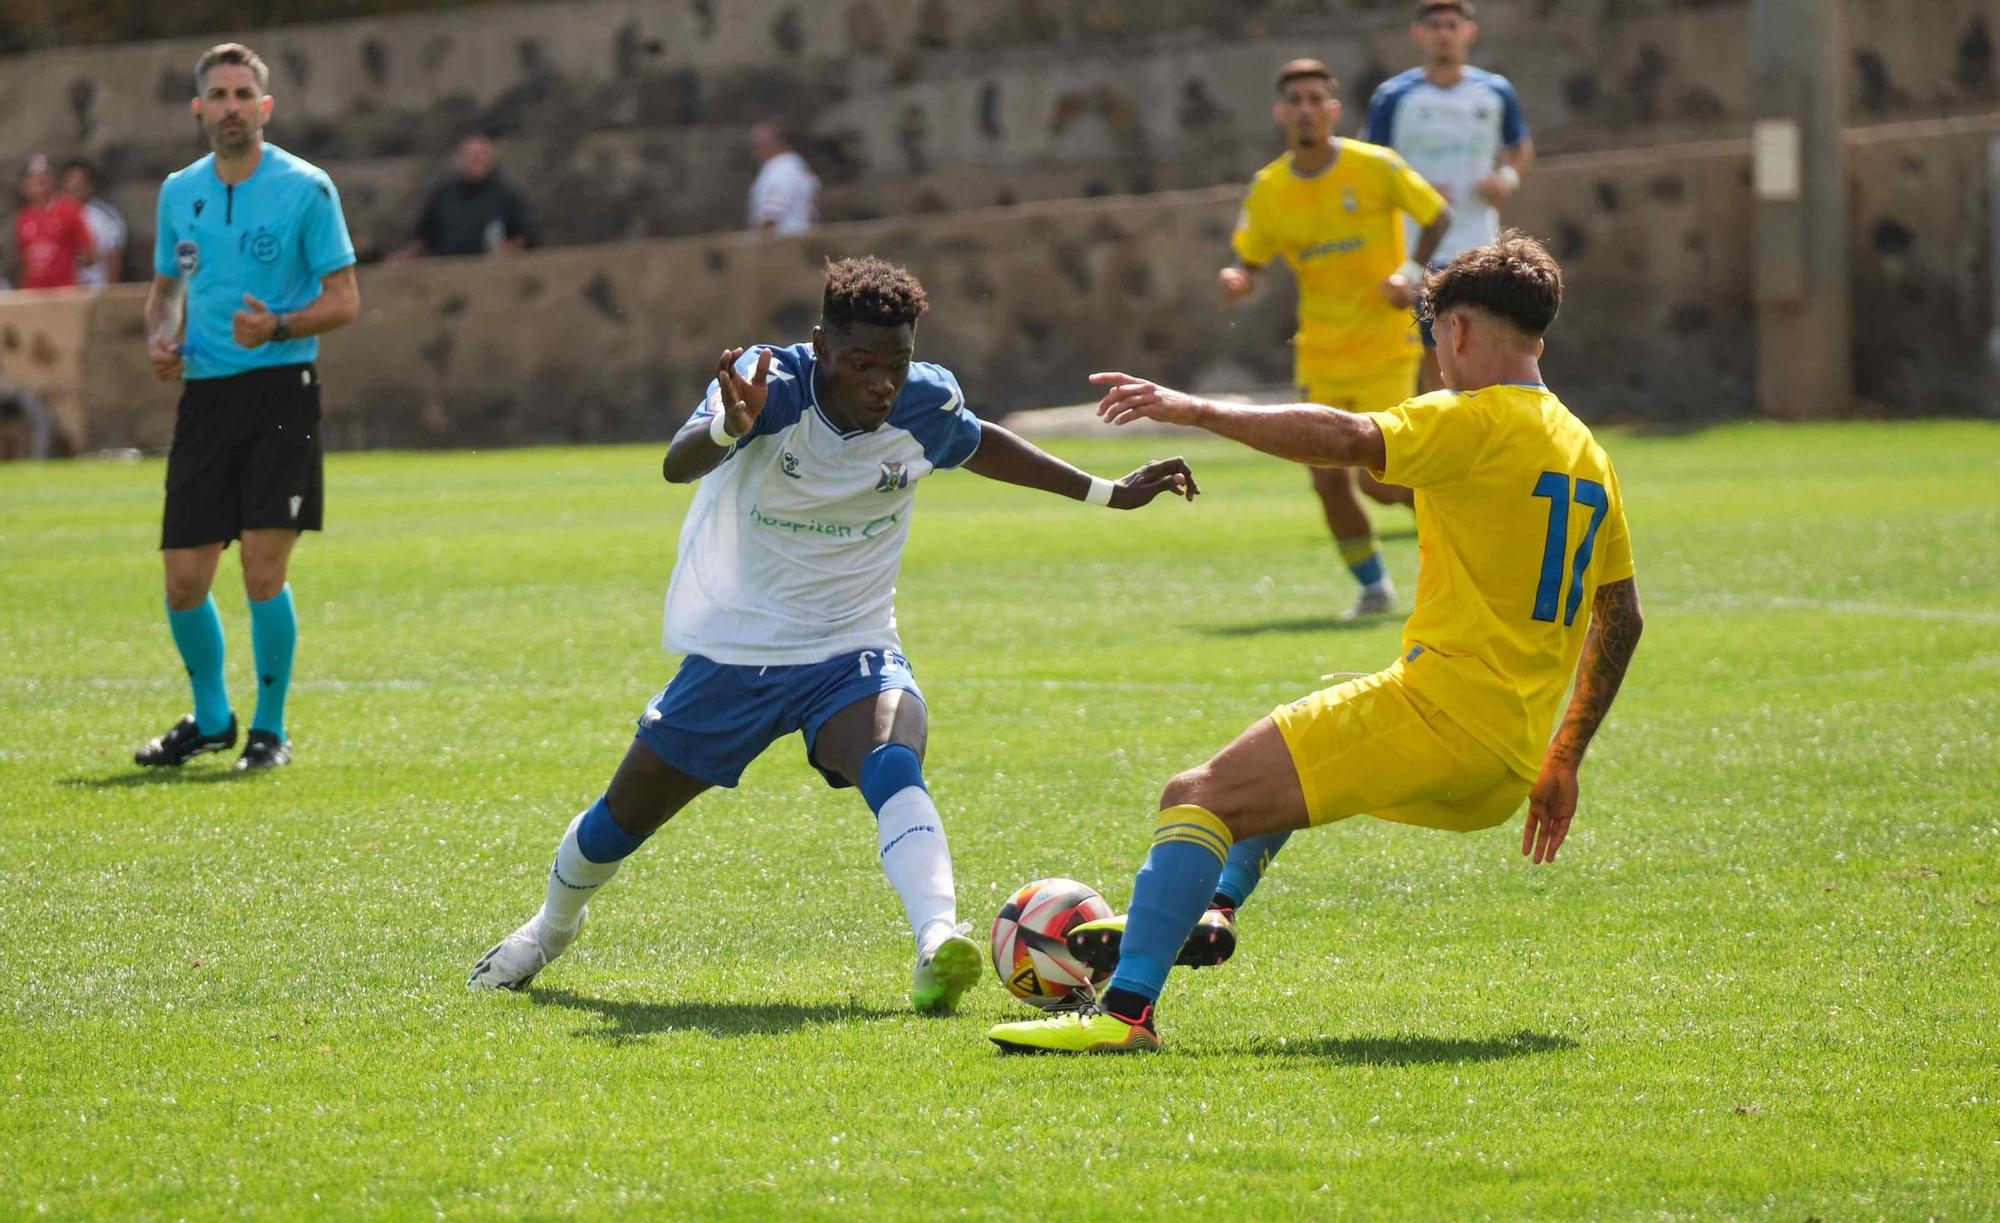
[1090,372,1207,428]
[232,293,277,347]
[714,346,773,439]
[1111,456,1199,509]
[1522,759,1578,864]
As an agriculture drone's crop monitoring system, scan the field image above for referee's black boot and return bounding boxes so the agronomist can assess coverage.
[235,730,291,771]
[134,713,238,767]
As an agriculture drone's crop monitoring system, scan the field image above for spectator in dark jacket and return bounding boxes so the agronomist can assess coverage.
[389,136,535,259]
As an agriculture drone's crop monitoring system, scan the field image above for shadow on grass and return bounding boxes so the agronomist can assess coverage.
[1197,614,1393,638]
[1241,1028,1574,1065]
[530,987,902,1043]
[58,767,249,788]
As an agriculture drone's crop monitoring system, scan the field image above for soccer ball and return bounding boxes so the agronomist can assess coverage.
[990,877,1113,1009]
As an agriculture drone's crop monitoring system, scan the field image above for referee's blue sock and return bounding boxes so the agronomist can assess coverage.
[167,596,231,735]
[1102,804,1234,1018]
[248,585,296,740]
[1214,831,1292,910]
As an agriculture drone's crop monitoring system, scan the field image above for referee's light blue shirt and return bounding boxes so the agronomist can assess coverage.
[153,143,356,381]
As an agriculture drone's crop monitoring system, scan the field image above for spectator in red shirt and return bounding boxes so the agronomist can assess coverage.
[10,154,94,291]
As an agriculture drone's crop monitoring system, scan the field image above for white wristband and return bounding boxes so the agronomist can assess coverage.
[1496,163,1521,191]
[1085,476,1115,507]
[708,407,737,447]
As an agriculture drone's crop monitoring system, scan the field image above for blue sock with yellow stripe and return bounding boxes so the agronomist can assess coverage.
[1214,831,1291,909]
[1337,534,1387,589]
[1103,804,1234,1012]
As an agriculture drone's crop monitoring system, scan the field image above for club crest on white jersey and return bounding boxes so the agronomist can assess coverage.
[662,343,983,666]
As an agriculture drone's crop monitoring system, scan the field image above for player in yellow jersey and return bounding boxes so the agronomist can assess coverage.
[1222,58,1452,618]
[991,233,1645,1053]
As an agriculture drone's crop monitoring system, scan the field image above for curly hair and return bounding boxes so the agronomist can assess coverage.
[1422,230,1563,337]
[822,257,929,330]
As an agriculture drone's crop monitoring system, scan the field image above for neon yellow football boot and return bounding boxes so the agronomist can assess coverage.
[987,1003,1161,1054]
[911,924,982,1014]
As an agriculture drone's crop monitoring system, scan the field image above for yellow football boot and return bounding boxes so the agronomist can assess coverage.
[988,1004,1161,1054]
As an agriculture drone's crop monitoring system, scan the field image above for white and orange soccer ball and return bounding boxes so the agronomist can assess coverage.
[990,877,1113,1009]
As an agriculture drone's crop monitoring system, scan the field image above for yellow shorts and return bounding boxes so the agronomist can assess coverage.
[1297,359,1420,415]
[1270,664,1529,833]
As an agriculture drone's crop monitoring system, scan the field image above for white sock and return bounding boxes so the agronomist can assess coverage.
[539,811,622,933]
[1366,576,1395,596]
[876,787,957,957]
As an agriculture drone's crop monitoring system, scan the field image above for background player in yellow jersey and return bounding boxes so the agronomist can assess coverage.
[1223,58,1452,617]
[991,233,1645,1053]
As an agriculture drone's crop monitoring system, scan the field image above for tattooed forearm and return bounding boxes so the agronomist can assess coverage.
[1548,577,1643,769]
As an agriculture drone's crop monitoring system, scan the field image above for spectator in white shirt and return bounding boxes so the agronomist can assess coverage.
[62,159,126,287]
[746,122,820,236]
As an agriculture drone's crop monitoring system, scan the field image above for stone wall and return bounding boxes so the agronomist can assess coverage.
[46,189,1298,453]
[1847,114,2000,412]
[9,111,1992,457]
[0,287,93,452]
[4,0,1999,266]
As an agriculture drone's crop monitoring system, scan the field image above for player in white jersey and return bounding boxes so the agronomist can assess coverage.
[747,122,819,235]
[470,257,1198,1011]
[1368,0,1534,398]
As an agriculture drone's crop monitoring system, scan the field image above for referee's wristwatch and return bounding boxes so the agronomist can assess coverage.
[270,315,292,343]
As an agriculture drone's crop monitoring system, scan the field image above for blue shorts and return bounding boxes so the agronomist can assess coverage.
[634,647,924,789]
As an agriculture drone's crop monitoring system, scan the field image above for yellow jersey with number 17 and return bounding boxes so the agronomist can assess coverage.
[1232,138,1447,371]
[1366,384,1635,781]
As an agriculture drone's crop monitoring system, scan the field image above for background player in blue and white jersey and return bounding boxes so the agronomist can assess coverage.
[135,43,359,772]
[1369,0,1534,399]
[470,257,1199,1011]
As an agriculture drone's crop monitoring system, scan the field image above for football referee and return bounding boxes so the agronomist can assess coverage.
[136,43,358,771]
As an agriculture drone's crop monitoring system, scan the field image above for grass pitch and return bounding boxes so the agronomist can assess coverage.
[2,422,1996,1218]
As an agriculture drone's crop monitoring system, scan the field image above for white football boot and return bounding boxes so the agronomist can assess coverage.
[467,912,582,991]
[911,921,981,1014]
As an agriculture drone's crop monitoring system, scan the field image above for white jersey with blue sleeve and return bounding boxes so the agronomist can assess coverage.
[661,344,983,666]
[1367,67,1528,264]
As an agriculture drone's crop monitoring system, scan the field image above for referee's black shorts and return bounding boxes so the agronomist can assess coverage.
[161,363,324,550]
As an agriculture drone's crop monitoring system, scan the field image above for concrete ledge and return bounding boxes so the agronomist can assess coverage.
[0,288,96,453]
[11,112,1999,456]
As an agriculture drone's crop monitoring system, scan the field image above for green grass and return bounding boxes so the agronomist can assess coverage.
[2,422,1997,1219]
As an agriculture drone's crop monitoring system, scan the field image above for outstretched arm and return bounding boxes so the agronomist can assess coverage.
[1523,577,1645,864]
[1092,372,1385,470]
[960,419,1198,509]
